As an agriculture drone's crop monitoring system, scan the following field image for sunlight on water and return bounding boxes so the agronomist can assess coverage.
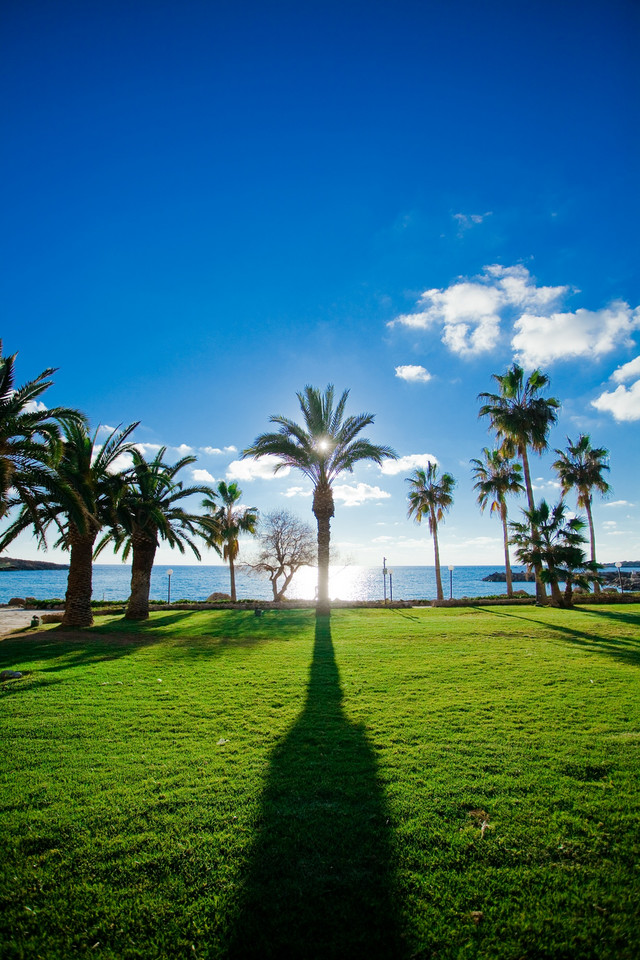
[287,565,383,601]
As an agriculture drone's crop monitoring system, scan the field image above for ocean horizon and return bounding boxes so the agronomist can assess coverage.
[2,562,635,605]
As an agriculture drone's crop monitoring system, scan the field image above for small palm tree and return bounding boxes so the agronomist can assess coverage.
[202,481,258,601]
[478,363,560,603]
[97,448,218,620]
[552,435,610,594]
[0,343,84,516]
[509,500,587,607]
[406,463,456,601]
[470,448,524,597]
[243,385,396,615]
[0,421,138,627]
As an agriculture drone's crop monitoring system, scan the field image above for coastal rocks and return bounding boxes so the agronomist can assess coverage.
[482,572,534,582]
[206,592,232,601]
[0,669,23,681]
[8,597,26,606]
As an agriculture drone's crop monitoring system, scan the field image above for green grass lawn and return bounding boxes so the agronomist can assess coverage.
[1,604,639,959]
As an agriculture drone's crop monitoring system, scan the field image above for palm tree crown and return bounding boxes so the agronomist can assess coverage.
[552,434,610,588]
[406,462,455,601]
[243,385,396,613]
[478,363,560,603]
[202,480,258,601]
[0,343,84,515]
[470,448,524,597]
[99,447,217,619]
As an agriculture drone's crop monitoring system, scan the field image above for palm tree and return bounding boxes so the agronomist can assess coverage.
[509,500,587,607]
[0,421,138,627]
[202,481,258,602]
[0,343,84,516]
[552,434,610,594]
[97,448,218,620]
[243,385,397,615]
[470,448,524,597]
[406,463,456,601]
[478,363,560,603]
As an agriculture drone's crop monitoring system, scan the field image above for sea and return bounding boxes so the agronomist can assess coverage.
[0,562,610,605]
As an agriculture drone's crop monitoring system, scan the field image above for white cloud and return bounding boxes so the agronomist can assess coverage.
[135,442,163,455]
[332,483,391,507]
[200,445,238,455]
[591,379,640,422]
[193,469,215,483]
[282,485,313,498]
[380,453,438,476]
[388,264,568,357]
[602,521,618,530]
[174,443,194,456]
[612,355,640,384]
[512,302,640,367]
[107,452,133,474]
[453,212,492,235]
[372,535,394,543]
[395,364,432,383]
[23,399,47,413]
[604,500,634,508]
[227,456,291,481]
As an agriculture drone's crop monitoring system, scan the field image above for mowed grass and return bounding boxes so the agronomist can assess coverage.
[1,605,639,960]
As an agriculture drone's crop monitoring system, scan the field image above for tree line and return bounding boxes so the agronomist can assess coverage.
[1,344,612,625]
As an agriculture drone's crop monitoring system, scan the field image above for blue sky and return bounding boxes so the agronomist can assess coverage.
[3,0,639,567]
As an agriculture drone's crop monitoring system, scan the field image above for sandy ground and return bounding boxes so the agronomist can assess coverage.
[0,608,56,636]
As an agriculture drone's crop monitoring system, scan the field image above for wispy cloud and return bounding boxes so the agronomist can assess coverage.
[612,355,640,384]
[227,456,291,481]
[200,445,238,455]
[604,500,635,508]
[332,483,391,507]
[282,485,312,498]
[452,211,492,236]
[591,379,640,422]
[380,453,438,476]
[513,302,640,367]
[389,264,568,357]
[395,364,432,383]
[193,468,215,482]
[23,399,47,413]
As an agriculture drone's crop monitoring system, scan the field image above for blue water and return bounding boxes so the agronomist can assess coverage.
[1,563,635,605]
[0,563,540,604]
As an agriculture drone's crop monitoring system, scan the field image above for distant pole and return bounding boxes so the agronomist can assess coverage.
[615,561,623,593]
[448,565,454,600]
[383,557,387,603]
[167,568,174,604]
[389,569,393,602]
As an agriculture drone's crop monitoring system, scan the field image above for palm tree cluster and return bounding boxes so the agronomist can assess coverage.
[2,342,614,619]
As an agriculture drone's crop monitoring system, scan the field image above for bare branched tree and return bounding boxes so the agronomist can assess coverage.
[245,509,316,601]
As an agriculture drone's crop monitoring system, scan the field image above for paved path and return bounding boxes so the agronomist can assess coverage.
[0,608,57,636]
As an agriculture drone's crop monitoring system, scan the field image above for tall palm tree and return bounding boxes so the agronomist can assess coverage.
[478,363,560,603]
[97,448,218,620]
[0,343,84,516]
[470,448,524,597]
[552,434,610,594]
[243,385,397,615]
[406,463,456,601]
[202,481,258,602]
[509,500,587,607]
[0,421,138,627]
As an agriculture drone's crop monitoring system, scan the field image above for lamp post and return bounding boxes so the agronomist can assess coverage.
[448,565,454,600]
[615,561,623,594]
[382,557,387,603]
[167,568,174,604]
[388,569,393,602]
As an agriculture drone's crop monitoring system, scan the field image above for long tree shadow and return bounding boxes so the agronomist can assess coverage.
[226,615,405,959]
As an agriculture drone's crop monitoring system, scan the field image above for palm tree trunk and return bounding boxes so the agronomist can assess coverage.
[430,506,444,601]
[548,569,564,607]
[584,495,600,594]
[229,555,237,602]
[126,536,157,620]
[520,445,548,605]
[62,529,96,627]
[501,501,514,598]
[313,483,334,616]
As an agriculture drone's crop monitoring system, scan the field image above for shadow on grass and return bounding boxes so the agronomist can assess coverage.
[472,606,640,668]
[225,615,405,960]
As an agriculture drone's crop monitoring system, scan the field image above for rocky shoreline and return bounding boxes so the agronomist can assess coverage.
[0,556,69,571]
